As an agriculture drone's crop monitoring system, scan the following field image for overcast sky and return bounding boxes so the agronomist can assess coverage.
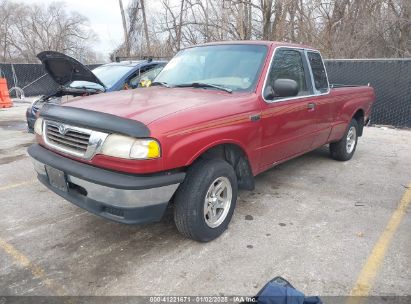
[19,0,140,59]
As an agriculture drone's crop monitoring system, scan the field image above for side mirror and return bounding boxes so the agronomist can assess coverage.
[273,79,299,98]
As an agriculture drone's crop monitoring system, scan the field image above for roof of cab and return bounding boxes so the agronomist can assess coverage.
[186,40,314,50]
[102,60,167,68]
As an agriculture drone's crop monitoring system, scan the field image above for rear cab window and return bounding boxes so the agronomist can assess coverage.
[307,52,329,94]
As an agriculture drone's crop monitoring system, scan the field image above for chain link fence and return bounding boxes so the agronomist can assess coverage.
[324,59,411,128]
[1,60,410,128]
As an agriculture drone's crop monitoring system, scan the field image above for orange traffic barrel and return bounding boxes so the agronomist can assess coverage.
[0,78,13,108]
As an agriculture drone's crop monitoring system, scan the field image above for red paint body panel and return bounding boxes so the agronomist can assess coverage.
[48,41,375,175]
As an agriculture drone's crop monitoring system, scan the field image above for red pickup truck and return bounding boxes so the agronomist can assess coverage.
[28,41,375,242]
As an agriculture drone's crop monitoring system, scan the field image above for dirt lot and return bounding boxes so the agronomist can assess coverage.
[1,102,410,298]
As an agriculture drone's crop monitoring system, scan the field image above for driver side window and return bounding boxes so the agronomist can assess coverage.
[265,49,309,100]
[127,64,165,88]
[127,66,152,88]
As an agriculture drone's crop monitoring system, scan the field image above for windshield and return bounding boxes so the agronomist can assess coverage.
[155,44,268,92]
[69,65,135,90]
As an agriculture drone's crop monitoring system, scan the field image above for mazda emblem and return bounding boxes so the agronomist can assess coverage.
[58,125,67,135]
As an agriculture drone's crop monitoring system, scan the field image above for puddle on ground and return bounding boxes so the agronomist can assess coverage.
[0,142,33,156]
[0,154,27,165]
[0,120,27,131]
[245,215,254,221]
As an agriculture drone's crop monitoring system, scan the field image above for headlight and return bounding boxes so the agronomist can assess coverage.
[34,117,43,135]
[101,134,160,160]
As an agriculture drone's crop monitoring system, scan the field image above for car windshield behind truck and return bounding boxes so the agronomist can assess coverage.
[70,65,135,90]
[155,44,268,92]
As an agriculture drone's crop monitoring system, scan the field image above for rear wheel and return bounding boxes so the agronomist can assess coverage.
[173,159,237,242]
[330,119,359,161]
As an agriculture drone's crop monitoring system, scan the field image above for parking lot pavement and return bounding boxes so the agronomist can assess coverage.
[0,104,410,297]
[0,102,35,168]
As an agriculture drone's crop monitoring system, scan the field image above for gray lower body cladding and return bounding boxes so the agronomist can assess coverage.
[28,144,185,224]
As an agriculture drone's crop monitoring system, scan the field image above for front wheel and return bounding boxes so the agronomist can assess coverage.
[173,159,238,242]
[330,119,359,161]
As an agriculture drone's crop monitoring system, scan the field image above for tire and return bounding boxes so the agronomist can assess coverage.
[330,119,359,161]
[173,159,238,242]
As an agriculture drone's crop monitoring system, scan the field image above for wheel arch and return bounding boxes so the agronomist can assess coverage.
[187,141,255,191]
[352,108,365,136]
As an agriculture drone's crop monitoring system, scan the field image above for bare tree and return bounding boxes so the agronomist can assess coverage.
[387,0,411,57]
[1,0,97,63]
[2,0,410,62]
[112,0,410,59]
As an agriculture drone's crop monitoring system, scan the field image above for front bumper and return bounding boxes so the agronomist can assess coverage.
[28,144,185,224]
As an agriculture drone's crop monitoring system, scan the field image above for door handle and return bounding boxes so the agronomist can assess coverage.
[250,114,261,122]
[307,103,316,110]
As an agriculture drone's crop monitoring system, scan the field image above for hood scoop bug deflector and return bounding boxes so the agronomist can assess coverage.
[40,104,150,138]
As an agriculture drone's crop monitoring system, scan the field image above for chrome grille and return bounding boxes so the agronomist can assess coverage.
[45,122,91,156]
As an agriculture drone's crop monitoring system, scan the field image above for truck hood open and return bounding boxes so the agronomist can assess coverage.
[37,51,105,88]
[63,87,243,126]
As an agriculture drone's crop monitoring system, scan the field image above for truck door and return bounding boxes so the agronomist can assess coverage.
[259,48,318,167]
[306,51,333,149]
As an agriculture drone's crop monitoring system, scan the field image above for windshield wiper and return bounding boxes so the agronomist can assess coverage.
[175,82,233,93]
[69,86,105,93]
[151,81,171,88]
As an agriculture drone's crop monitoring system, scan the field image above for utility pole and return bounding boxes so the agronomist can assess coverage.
[140,0,151,53]
[119,0,130,56]
[205,0,209,42]
[176,0,185,51]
